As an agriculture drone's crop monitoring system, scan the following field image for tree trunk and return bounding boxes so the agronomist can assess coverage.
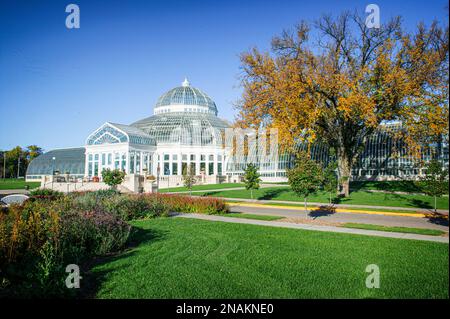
[250,189,253,200]
[329,192,332,205]
[337,150,352,197]
[434,196,437,213]
[304,197,308,212]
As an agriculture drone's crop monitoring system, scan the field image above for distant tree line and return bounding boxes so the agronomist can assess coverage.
[0,145,43,178]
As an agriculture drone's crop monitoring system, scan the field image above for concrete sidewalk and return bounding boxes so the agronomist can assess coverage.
[229,203,448,231]
[220,197,449,215]
[176,213,449,243]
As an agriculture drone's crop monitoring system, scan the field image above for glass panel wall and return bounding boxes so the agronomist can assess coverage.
[136,152,141,174]
[129,152,135,174]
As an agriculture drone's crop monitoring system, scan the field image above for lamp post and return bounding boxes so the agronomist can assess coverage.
[17,155,20,179]
[1,151,5,179]
[51,157,56,190]
[156,163,160,193]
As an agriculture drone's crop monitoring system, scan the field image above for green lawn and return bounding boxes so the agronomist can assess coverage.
[0,178,40,190]
[88,218,448,298]
[342,223,446,236]
[220,213,284,221]
[350,180,449,194]
[160,183,244,192]
[195,187,449,210]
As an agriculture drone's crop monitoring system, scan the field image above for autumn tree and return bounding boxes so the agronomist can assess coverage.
[26,145,43,161]
[237,11,448,196]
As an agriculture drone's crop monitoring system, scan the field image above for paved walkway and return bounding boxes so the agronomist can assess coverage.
[229,203,449,231]
[219,197,449,214]
[165,184,290,193]
[176,213,449,243]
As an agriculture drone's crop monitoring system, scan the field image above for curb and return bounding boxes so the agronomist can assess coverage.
[226,202,443,218]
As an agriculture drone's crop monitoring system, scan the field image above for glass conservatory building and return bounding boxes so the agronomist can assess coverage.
[26,78,449,185]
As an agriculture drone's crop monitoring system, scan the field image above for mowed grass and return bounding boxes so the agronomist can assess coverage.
[0,178,40,190]
[351,180,449,194]
[195,187,449,210]
[342,223,446,236]
[90,218,448,299]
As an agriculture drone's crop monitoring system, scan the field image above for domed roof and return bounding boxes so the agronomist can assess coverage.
[131,112,230,146]
[154,78,218,115]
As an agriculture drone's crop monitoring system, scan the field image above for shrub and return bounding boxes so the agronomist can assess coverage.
[101,169,125,189]
[0,201,62,297]
[148,193,228,215]
[59,210,130,261]
[100,194,169,220]
[29,188,64,201]
[0,196,130,298]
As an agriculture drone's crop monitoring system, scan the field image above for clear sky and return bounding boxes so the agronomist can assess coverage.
[0,0,448,151]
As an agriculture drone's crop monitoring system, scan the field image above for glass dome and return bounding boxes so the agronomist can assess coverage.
[154,78,218,115]
[131,112,230,146]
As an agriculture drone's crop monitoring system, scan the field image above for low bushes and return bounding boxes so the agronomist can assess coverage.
[155,194,229,215]
[0,196,130,297]
[69,191,229,220]
[28,188,64,201]
[0,190,228,297]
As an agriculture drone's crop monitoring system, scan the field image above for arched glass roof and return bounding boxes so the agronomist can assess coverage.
[26,148,85,176]
[131,112,230,146]
[86,122,156,146]
[154,79,218,115]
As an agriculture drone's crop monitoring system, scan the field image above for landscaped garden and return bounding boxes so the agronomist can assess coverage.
[0,188,448,298]
[0,189,227,297]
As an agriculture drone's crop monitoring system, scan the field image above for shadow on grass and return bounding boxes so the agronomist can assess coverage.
[425,213,449,227]
[336,190,435,210]
[308,205,337,219]
[350,181,423,193]
[80,225,167,298]
[258,188,290,200]
[200,188,290,201]
[201,191,219,197]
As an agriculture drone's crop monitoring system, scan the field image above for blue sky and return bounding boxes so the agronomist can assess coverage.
[0,0,447,151]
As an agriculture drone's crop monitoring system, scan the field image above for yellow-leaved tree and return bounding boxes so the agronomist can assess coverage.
[237,12,448,196]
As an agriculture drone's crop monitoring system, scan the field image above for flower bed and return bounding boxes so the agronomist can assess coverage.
[0,190,228,297]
